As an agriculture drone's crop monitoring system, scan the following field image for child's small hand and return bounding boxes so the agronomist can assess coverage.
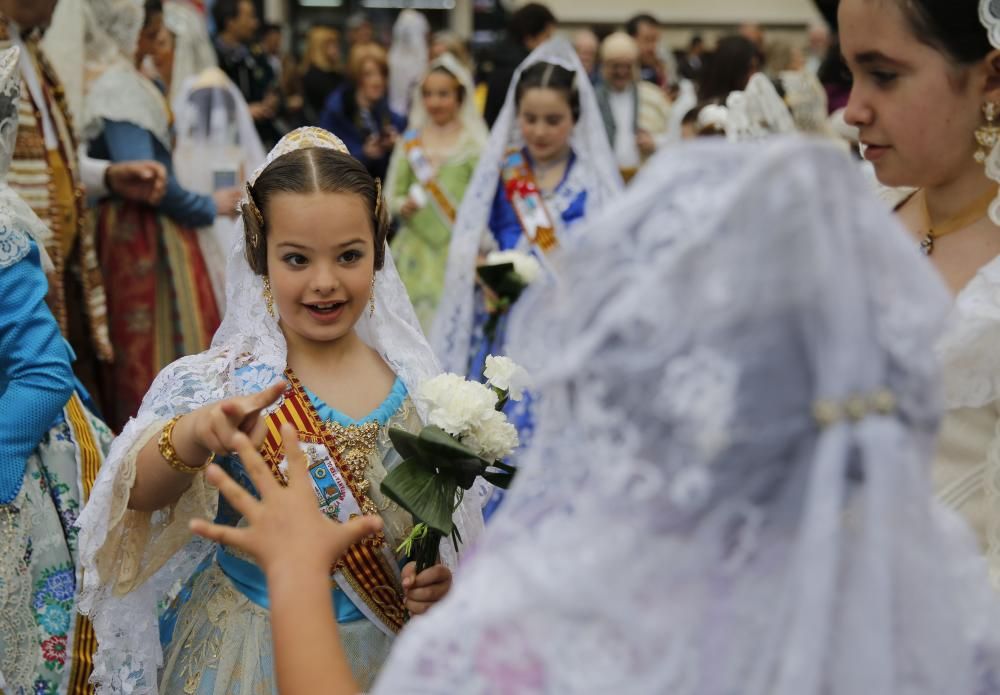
[189,423,384,578]
[401,562,452,616]
[192,381,287,457]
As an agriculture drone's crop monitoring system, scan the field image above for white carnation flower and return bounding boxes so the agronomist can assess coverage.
[483,355,532,401]
[417,373,498,437]
[464,409,519,461]
[485,249,542,285]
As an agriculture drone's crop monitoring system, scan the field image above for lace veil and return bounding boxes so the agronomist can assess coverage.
[81,0,172,150]
[429,37,623,373]
[163,0,218,102]
[373,137,1000,693]
[387,9,430,117]
[0,46,52,272]
[980,0,1000,224]
[76,127,483,693]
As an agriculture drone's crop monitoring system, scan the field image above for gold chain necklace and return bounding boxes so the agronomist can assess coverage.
[919,188,996,256]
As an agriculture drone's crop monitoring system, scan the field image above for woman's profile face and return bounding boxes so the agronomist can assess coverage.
[839,0,987,188]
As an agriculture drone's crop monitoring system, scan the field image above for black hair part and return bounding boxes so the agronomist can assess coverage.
[243,148,390,275]
[697,35,759,103]
[143,0,163,28]
[212,0,249,35]
[514,61,580,122]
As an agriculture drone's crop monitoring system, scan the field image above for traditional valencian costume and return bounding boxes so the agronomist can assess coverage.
[0,46,111,695]
[77,127,483,694]
[431,38,621,516]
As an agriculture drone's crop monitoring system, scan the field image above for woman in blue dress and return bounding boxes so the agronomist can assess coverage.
[431,38,622,517]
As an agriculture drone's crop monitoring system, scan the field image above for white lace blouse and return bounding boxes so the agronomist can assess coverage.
[934,253,1000,589]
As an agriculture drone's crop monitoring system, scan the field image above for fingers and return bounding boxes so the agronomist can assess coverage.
[403,564,452,606]
[401,561,416,588]
[203,463,262,520]
[338,515,384,550]
[189,518,254,553]
[232,432,280,499]
[279,423,309,488]
[253,381,288,410]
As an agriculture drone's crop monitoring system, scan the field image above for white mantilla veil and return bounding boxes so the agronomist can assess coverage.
[373,137,1000,693]
[430,37,623,374]
[77,127,483,694]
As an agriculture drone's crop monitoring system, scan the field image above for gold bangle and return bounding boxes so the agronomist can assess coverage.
[158,415,213,474]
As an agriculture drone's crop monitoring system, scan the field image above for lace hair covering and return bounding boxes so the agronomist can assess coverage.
[82,0,173,150]
[373,137,1000,693]
[980,0,1000,224]
[0,46,52,271]
[430,37,623,373]
[163,0,219,102]
[76,126,483,693]
[387,9,430,117]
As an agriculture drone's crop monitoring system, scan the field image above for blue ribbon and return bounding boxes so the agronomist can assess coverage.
[215,547,364,623]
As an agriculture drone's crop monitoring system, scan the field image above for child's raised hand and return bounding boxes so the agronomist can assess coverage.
[189,422,384,579]
[192,381,287,457]
[401,562,453,616]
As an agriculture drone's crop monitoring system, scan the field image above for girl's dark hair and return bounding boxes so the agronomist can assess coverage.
[426,65,466,104]
[242,148,390,275]
[514,62,581,122]
[143,0,163,27]
[698,35,759,104]
[895,0,992,65]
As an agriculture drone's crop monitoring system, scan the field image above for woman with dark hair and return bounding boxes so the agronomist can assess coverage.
[841,0,1000,588]
[319,44,406,179]
[697,34,761,104]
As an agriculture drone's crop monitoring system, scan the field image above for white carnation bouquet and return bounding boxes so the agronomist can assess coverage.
[380,356,530,570]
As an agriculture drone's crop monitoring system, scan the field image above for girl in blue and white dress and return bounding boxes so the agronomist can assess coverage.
[431,38,621,517]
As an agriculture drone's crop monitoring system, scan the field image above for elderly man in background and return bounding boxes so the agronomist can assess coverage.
[594,31,671,182]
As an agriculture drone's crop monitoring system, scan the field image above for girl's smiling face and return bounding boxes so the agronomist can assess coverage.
[266,191,375,346]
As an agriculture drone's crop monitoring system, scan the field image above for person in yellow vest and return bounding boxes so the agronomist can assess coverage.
[0,0,167,419]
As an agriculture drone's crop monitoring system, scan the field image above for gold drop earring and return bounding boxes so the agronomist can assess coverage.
[369,276,376,318]
[975,102,1000,164]
[262,276,275,318]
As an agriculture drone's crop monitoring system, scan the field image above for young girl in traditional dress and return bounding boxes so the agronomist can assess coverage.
[0,46,112,695]
[432,37,621,517]
[76,127,483,694]
[386,54,488,331]
[839,0,1000,589]
[82,0,242,429]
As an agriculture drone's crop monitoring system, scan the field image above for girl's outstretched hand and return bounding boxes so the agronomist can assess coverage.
[190,422,383,579]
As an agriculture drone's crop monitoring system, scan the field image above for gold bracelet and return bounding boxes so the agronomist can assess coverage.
[158,415,213,474]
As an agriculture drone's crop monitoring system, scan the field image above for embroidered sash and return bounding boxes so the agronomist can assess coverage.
[64,392,104,695]
[402,130,458,225]
[258,371,407,636]
[500,148,559,254]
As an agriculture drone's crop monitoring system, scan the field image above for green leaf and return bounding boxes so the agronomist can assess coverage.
[388,427,421,460]
[380,459,457,535]
[417,426,491,465]
[482,470,516,489]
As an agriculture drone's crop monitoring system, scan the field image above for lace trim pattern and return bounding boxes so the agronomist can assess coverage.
[0,497,39,695]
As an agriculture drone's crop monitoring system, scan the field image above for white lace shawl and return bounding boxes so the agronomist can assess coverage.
[373,137,1000,694]
[935,252,1000,589]
[429,37,624,374]
[75,127,484,694]
[0,45,52,272]
[81,0,172,151]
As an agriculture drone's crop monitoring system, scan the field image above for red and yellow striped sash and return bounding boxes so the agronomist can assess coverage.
[259,372,407,633]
